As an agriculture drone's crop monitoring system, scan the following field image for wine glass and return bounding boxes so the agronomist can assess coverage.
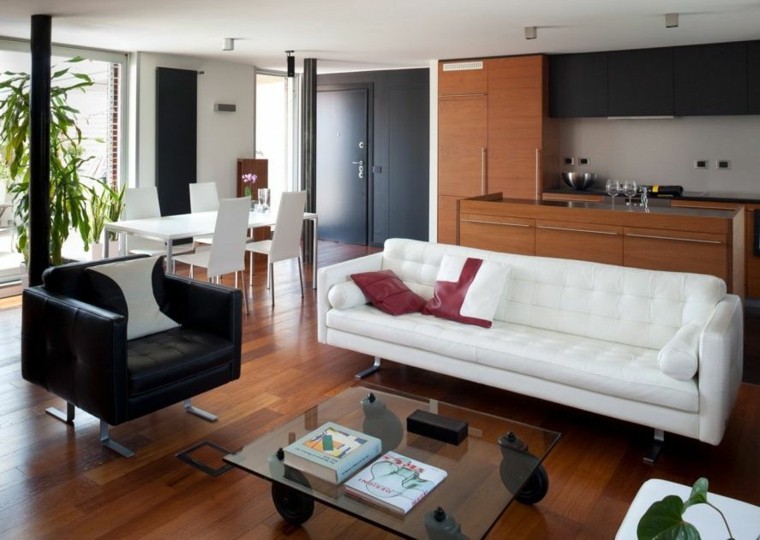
[257,188,270,212]
[623,180,638,207]
[606,179,621,208]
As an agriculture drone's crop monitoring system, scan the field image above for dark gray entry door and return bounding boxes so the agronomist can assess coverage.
[316,87,369,245]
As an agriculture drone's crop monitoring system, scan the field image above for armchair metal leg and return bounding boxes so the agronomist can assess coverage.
[46,402,75,424]
[100,421,135,458]
[184,399,218,422]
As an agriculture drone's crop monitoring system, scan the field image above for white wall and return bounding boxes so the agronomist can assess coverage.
[558,116,760,194]
[131,52,255,198]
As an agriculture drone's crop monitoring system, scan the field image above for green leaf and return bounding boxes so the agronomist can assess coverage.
[637,496,701,540]
[684,478,709,510]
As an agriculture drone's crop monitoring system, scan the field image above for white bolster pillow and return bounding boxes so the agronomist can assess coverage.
[327,281,368,310]
[657,322,701,381]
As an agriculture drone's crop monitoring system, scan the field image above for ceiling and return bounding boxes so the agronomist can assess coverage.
[0,0,759,73]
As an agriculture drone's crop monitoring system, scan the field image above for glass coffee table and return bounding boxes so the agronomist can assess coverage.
[224,385,560,539]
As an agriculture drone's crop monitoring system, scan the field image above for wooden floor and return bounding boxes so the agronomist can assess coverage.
[1,241,759,540]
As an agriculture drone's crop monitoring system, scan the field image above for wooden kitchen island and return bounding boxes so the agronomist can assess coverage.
[459,194,745,296]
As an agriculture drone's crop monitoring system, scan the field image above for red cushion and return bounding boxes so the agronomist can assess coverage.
[351,270,426,315]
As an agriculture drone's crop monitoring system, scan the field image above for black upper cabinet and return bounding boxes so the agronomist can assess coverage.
[608,48,673,116]
[549,53,607,117]
[749,41,760,114]
[674,42,748,115]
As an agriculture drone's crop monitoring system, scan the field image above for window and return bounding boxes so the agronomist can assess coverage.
[0,40,127,295]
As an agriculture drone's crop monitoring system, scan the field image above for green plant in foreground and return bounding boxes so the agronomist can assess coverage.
[637,478,734,540]
[0,56,95,265]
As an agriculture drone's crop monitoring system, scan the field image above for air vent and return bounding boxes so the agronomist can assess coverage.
[442,61,484,72]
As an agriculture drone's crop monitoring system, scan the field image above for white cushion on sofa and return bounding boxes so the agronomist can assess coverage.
[423,255,509,327]
[327,280,367,310]
[657,322,701,381]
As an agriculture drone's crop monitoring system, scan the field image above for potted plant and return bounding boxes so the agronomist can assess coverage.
[0,56,95,267]
[637,478,735,539]
[87,179,124,259]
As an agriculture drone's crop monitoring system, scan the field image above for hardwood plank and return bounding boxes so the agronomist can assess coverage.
[1,241,759,539]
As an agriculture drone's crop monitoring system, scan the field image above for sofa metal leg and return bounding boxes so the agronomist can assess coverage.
[643,429,665,464]
[100,421,135,458]
[184,399,218,422]
[46,402,75,424]
[355,357,382,380]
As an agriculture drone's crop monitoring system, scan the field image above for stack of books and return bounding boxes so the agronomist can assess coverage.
[282,422,382,484]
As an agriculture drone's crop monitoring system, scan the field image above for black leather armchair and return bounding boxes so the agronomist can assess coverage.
[21,255,242,457]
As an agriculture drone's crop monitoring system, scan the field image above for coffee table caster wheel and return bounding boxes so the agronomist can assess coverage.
[271,482,314,525]
[515,464,549,504]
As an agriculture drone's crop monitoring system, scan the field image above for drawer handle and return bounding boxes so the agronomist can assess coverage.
[462,219,531,228]
[440,93,487,98]
[537,225,618,236]
[626,233,723,245]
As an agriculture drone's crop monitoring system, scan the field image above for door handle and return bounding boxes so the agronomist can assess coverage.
[352,160,365,179]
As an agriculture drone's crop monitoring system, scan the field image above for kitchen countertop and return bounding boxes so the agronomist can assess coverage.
[498,197,739,219]
[543,186,760,204]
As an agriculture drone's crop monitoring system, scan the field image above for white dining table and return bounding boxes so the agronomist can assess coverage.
[104,209,319,288]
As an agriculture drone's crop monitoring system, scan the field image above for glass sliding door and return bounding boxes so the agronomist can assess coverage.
[255,70,299,211]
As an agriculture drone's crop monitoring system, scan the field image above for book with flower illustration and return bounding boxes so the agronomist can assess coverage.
[343,451,448,515]
[283,422,382,484]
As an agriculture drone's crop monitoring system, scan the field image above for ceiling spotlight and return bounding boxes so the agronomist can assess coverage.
[223,38,234,51]
[286,50,294,77]
[665,13,679,28]
[524,26,537,40]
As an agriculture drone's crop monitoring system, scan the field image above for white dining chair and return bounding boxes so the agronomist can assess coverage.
[245,191,307,306]
[189,182,219,245]
[124,186,193,260]
[189,182,219,213]
[173,197,251,314]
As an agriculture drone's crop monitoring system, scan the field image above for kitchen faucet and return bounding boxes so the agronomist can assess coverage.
[640,186,649,211]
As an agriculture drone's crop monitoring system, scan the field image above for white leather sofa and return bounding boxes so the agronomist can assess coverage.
[317,239,744,451]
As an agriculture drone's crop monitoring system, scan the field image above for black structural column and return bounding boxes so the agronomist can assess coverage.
[301,58,317,261]
[29,14,52,286]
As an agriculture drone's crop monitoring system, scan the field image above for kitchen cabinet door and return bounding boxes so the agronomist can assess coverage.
[674,42,748,115]
[608,48,673,116]
[624,227,728,281]
[439,61,487,96]
[536,220,623,265]
[487,55,546,199]
[459,213,535,255]
[549,53,607,117]
[438,95,488,197]
[749,41,760,114]
[438,195,461,245]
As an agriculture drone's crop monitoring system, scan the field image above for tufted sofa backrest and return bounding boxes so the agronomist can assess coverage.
[381,238,726,350]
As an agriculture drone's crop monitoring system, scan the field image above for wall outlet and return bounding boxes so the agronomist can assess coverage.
[716,160,731,170]
[578,157,590,166]
[694,159,708,169]
[563,157,575,166]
